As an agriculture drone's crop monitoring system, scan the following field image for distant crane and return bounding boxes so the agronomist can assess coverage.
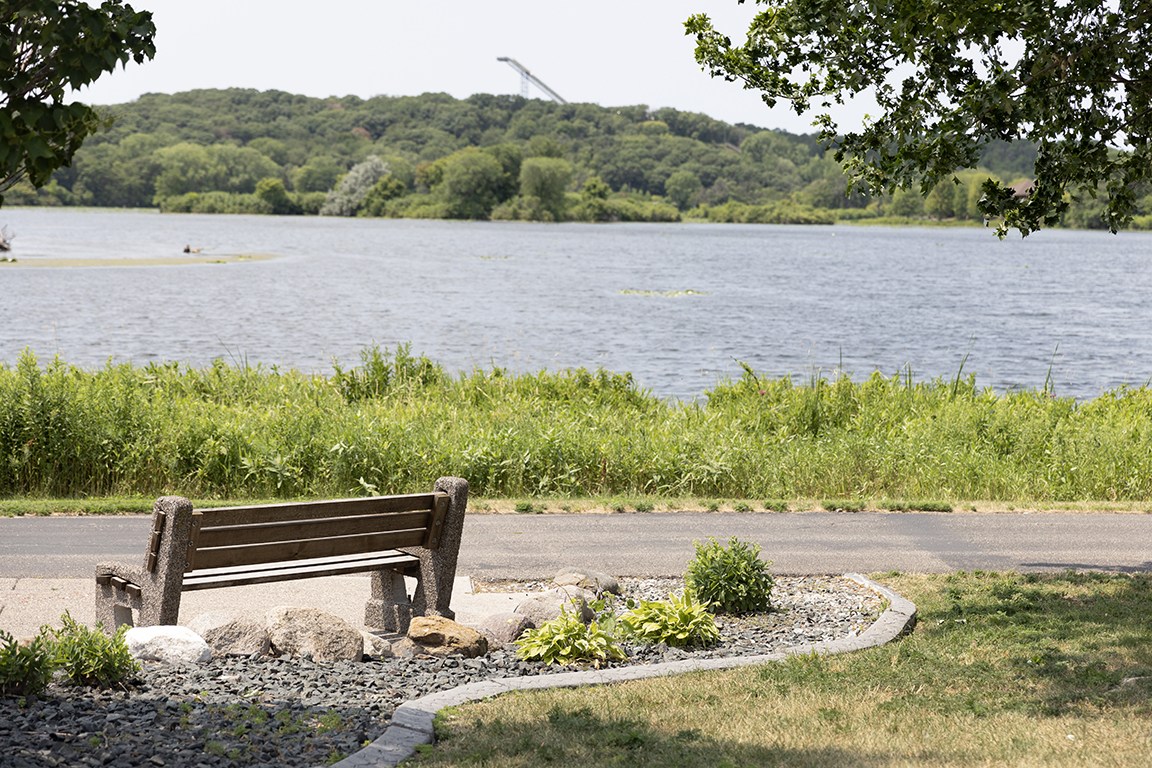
[497,57,568,104]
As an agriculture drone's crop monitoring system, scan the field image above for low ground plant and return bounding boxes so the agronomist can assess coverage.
[685,537,774,614]
[514,611,626,666]
[619,591,719,648]
[421,571,1152,768]
[47,612,140,687]
[0,612,139,695]
[0,630,56,697]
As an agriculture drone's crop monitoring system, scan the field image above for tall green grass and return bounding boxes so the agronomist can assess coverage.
[2,345,1151,502]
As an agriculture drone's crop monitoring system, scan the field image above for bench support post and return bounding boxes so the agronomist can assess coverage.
[365,476,468,633]
[95,496,194,632]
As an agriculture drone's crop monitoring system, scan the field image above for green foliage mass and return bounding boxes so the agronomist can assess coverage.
[1,629,55,696]
[11,83,1133,228]
[0,611,139,696]
[4,346,1152,502]
[619,591,720,648]
[687,1,1152,236]
[685,537,774,615]
[48,611,140,687]
[515,611,626,666]
[1,0,156,206]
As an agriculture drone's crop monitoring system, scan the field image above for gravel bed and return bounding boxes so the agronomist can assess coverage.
[1,576,883,768]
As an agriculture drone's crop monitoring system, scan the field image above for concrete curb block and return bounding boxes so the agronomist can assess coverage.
[330,573,916,768]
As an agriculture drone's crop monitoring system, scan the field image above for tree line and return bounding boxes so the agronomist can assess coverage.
[5,88,1146,229]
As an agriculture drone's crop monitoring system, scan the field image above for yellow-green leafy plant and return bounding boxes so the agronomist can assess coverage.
[0,629,56,697]
[48,612,140,687]
[514,611,626,666]
[619,591,720,648]
[685,536,774,614]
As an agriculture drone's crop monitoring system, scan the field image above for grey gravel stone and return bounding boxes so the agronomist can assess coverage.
[0,575,885,768]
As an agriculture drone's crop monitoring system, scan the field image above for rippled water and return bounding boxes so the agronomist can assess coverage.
[1,207,1150,399]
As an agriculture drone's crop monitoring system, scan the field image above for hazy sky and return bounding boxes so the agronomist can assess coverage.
[74,0,870,135]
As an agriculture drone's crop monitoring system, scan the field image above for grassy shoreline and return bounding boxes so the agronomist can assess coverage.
[4,345,1152,504]
[3,495,1151,518]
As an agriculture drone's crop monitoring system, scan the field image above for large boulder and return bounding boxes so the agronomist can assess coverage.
[265,606,363,662]
[125,625,211,665]
[186,611,270,657]
[514,586,596,626]
[477,612,535,651]
[393,616,488,659]
[553,567,620,596]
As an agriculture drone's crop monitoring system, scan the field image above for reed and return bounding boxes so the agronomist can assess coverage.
[2,346,1151,503]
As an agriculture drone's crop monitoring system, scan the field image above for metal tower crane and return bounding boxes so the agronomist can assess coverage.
[497,57,568,104]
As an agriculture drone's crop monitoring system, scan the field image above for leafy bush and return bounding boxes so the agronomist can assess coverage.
[686,537,774,614]
[49,612,140,687]
[320,156,389,216]
[0,630,56,697]
[515,611,626,666]
[620,591,720,648]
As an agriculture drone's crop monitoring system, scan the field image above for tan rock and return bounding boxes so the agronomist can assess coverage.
[186,611,270,657]
[265,606,363,662]
[477,612,535,650]
[395,616,487,658]
[553,568,620,595]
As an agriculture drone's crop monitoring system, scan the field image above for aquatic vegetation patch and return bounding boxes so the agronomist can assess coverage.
[618,289,710,297]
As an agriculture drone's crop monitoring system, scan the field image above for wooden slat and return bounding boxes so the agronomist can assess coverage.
[198,493,438,527]
[191,528,427,571]
[195,510,431,550]
[423,493,449,549]
[125,584,142,599]
[188,550,416,578]
[185,511,203,573]
[96,574,111,586]
[146,511,166,573]
[181,551,420,591]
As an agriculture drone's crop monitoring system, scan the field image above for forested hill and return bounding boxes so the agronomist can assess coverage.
[12,88,1063,225]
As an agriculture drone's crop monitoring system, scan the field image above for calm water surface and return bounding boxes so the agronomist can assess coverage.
[1,208,1150,400]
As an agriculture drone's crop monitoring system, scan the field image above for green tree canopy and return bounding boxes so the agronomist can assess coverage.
[1,0,156,206]
[436,149,504,219]
[687,0,1152,236]
[519,156,573,219]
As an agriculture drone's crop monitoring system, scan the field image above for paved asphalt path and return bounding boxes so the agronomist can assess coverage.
[2,511,1149,579]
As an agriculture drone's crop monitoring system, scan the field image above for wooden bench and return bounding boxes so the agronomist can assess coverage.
[95,477,468,635]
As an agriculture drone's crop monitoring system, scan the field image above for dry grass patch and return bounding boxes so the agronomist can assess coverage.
[417,572,1152,767]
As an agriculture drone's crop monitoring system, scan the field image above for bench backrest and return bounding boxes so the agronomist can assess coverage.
[185,492,450,573]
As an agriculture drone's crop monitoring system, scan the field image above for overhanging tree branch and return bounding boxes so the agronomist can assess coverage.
[688,0,1151,237]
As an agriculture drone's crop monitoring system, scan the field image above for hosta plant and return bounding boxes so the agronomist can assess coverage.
[619,591,720,648]
[685,536,774,614]
[515,610,626,666]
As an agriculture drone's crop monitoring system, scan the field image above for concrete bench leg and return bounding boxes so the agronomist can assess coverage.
[366,568,414,633]
[364,476,469,633]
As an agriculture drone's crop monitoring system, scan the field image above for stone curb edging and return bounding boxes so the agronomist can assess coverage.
[329,574,917,768]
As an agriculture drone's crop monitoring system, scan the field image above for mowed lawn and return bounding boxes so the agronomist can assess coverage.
[417,571,1152,768]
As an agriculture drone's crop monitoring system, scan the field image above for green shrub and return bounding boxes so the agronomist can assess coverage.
[685,536,774,614]
[49,612,140,687]
[620,591,720,648]
[515,611,626,666]
[0,629,56,697]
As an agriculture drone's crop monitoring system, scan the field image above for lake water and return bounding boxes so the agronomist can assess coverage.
[1,207,1151,400]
